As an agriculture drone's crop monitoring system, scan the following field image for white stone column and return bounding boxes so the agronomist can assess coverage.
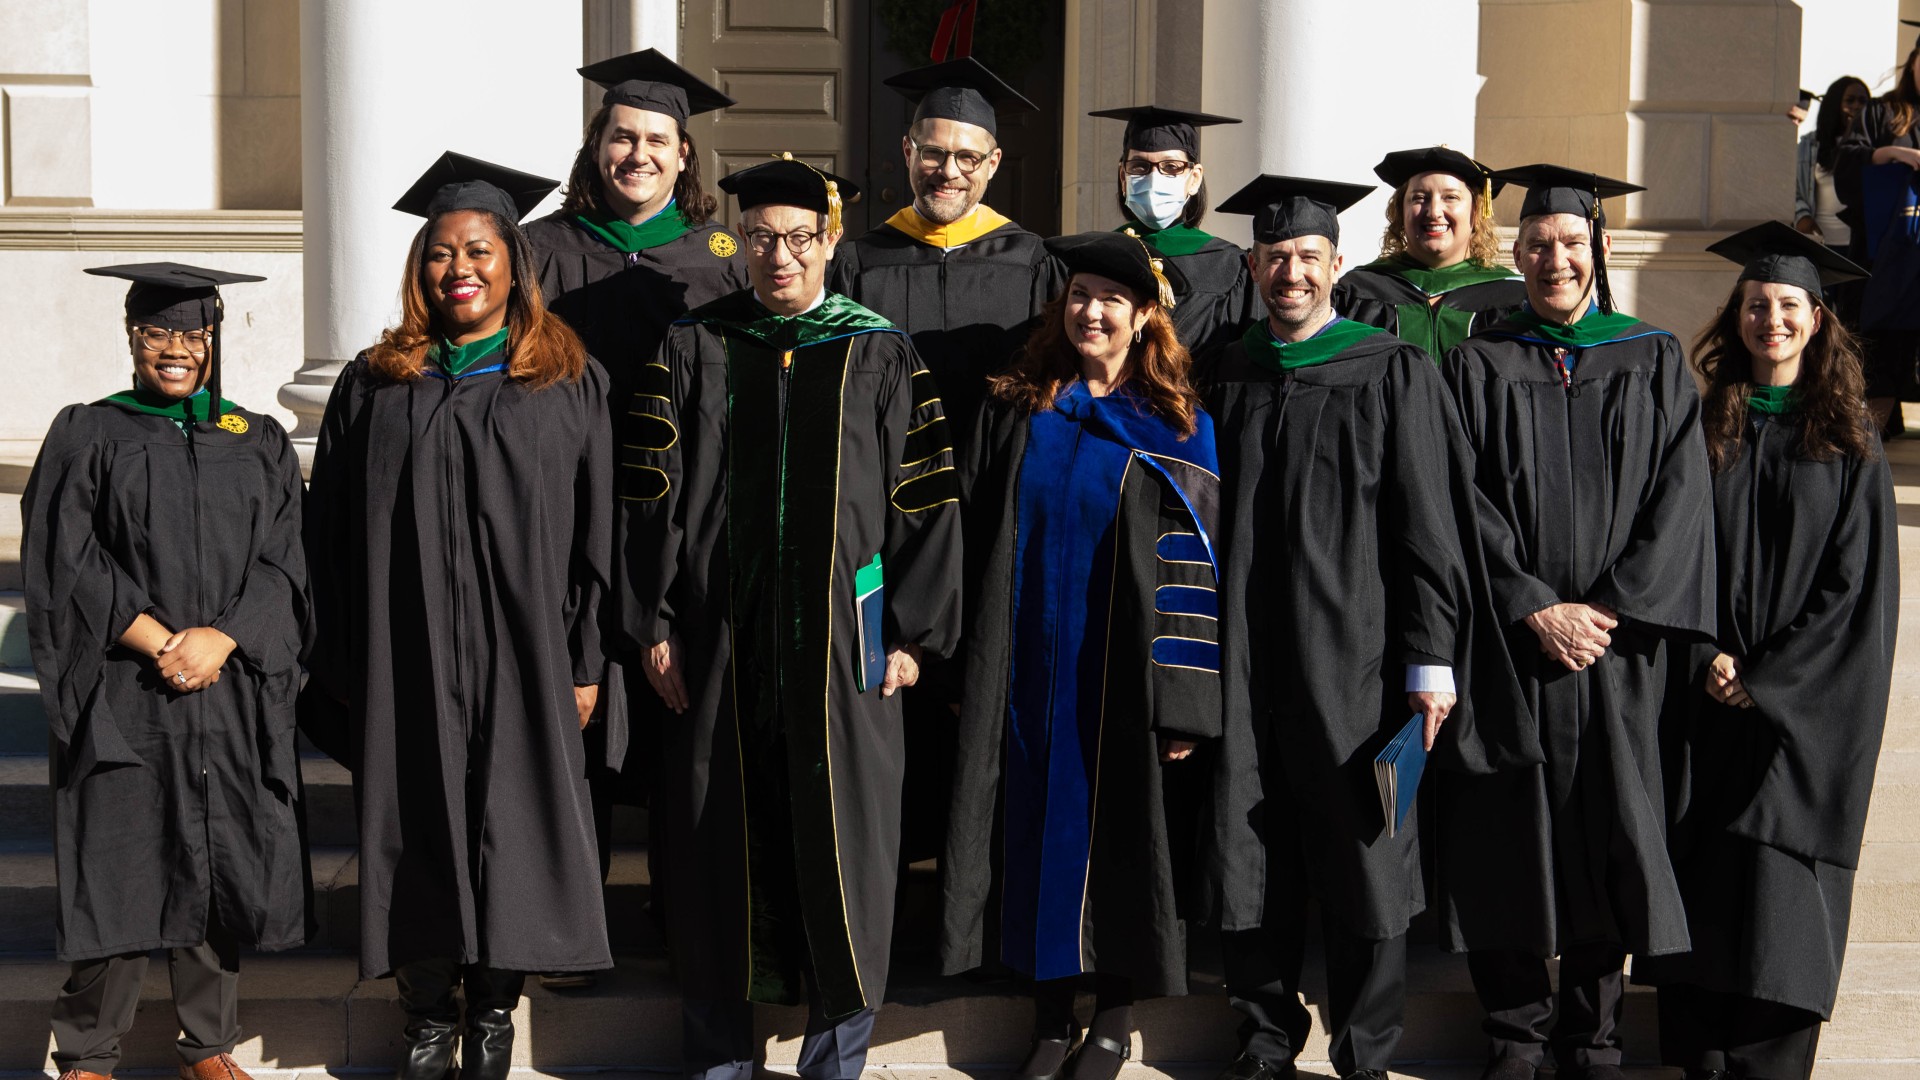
[1199,1,1482,250]
[283,0,586,451]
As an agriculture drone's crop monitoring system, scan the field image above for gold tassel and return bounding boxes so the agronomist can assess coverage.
[774,151,841,233]
[1151,256,1176,309]
[1481,176,1495,224]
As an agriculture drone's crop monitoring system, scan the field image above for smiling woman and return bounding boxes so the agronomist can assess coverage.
[303,152,613,1080]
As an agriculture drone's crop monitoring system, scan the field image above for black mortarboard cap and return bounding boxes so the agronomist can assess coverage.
[719,155,862,232]
[1707,219,1868,294]
[884,57,1036,137]
[393,151,559,223]
[86,262,265,424]
[1495,163,1644,224]
[1044,230,1183,308]
[1216,174,1374,245]
[1904,18,1920,27]
[1797,88,1820,108]
[1087,104,1240,159]
[578,48,734,124]
[1494,163,1644,313]
[1373,146,1505,196]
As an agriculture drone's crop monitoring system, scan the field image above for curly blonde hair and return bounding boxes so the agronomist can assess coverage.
[1378,179,1504,268]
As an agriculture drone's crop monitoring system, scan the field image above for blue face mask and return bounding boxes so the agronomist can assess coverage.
[1124,170,1190,231]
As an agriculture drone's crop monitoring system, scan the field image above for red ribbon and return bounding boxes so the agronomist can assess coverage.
[931,0,978,61]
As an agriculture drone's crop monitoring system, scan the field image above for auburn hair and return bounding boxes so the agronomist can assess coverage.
[1378,179,1505,268]
[1694,278,1875,473]
[990,278,1200,438]
[557,102,717,225]
[1887,42,1920,140]
[365,210,587,390]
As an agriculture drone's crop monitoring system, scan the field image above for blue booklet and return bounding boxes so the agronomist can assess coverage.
[854,554,886,693]
[1373,713,1429,839]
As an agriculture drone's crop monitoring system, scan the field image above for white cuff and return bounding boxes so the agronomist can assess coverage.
[1405,664,1456,695]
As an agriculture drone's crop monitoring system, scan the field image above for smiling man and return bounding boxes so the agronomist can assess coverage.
[618,155,962,1080]
[830,57,1062,449]
[1202,175,1511,1080]
[1334,146,1526,359]
[1438,165,1717,1080]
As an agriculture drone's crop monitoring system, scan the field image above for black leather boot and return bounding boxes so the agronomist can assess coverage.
[460,965,526,1080]
[394,958,461,1080]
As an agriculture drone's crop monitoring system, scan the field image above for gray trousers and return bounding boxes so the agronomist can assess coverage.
[50,924,241,1074]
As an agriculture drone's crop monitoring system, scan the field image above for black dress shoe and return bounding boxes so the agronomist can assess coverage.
[1065,1032,1131,1080]
[1216,1050,1295,1080]
[1478,1059,1536,1080]
[460,966,526,1080]
[393,959,460,1080]
[1013,1032,1078,1080]
[1342,1071,1389,1080]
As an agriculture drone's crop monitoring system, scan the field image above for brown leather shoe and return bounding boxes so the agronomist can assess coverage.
[179,1055,253,1080]
[59,1071,112,1080]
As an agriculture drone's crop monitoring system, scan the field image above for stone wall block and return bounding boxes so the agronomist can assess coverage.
[1708,113,1795,224]
[0,0,89,77]
[4,88,92,205]
[1631,0,1795,106]
[1628,113,1710,226]
[217,95,302,210]
[243,0,301,98]
[1477,0,1630,120]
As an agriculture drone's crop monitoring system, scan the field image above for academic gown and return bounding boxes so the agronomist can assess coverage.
[1834,101,1920,399]
[1333,262,1527,359]
[23,399,311,962]
[304,351,615,979]
[943,385,1221,998]
[1200,323,1518,941]
[1119,219,1259,363]
[1634,410,1897,1017]
[829,214,1064,447]
[1438,313,1717,959]
[618,289,963,1020]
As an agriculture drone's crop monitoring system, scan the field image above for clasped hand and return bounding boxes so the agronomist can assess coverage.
[1704,651,1754,709]
[1525,602,1618,671]
[155,627,235,693]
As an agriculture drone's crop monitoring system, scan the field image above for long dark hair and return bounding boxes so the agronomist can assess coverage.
[1816,75,1870,170]
[990,282,1199,437]
[366,210,586,390]
[1694,278,1874,472]
[1112,155,1208,230]
[1887,42,1920,139]
[557,102,717,225]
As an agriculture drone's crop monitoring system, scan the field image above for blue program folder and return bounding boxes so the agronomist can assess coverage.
[854,554,886,693]
[1373,713,1429,839]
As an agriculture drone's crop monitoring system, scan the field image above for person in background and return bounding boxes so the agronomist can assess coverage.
[1087,104,1256,361]
[304,153,614,1080]
[1635,222,1896,1080]
[1334,146,1526,359]
[620,156,963,1080]
[945,231,1219,1080]
[1793,76,1871,320]
[1836,26,1920,431]
[26,264,309,1080]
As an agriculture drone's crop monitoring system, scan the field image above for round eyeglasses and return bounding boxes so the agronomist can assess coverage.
[133,327,211,354]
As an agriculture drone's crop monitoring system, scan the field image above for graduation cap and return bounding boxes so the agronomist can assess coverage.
[1216,174,1375,246]
[1087,104,1241,159]
[884,57,1036,138]
[85,262,266,424]
[1044,230,1181,309]
[1904,18,1920,27]
[1373,146,1504,196]
[578,48,734,124]
[718,154,862,234]
[1796,88,1821,109]
[392,151,559,223]
[1494,163,1644,313]
[1706,219,1868,295]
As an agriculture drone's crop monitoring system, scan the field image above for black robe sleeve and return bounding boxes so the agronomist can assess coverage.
[882,352,965,659]
[1731,443,1898,867]
[567,360,616,686]
[302,362,361,709]
[617,335,692,651]
[22,406,154,760]
[210,419,310,677]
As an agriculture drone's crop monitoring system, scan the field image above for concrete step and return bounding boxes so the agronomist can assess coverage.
[2,943,1917,1072]
[0,592,28,668]
[0,842,656,956]
[0,667,43,754]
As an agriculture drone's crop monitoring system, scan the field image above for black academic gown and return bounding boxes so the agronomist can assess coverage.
[1834,101,1920,399]
[304,355,615,979]
[1119,220,1258,363]
[1201,326,1512,941]
[943,389,1222,998]
[619,289,963,1020]
[1438,316,1717,959]
[1333,267,1527,357]
[829,216,1064,447]
[1634,411,1897,1017]
[24,401,311,962]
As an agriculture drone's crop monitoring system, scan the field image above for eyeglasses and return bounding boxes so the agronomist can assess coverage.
[1123,158,1197,178]
[911,141,989,175]
[133,326,211,354]
[744,228,822,256]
